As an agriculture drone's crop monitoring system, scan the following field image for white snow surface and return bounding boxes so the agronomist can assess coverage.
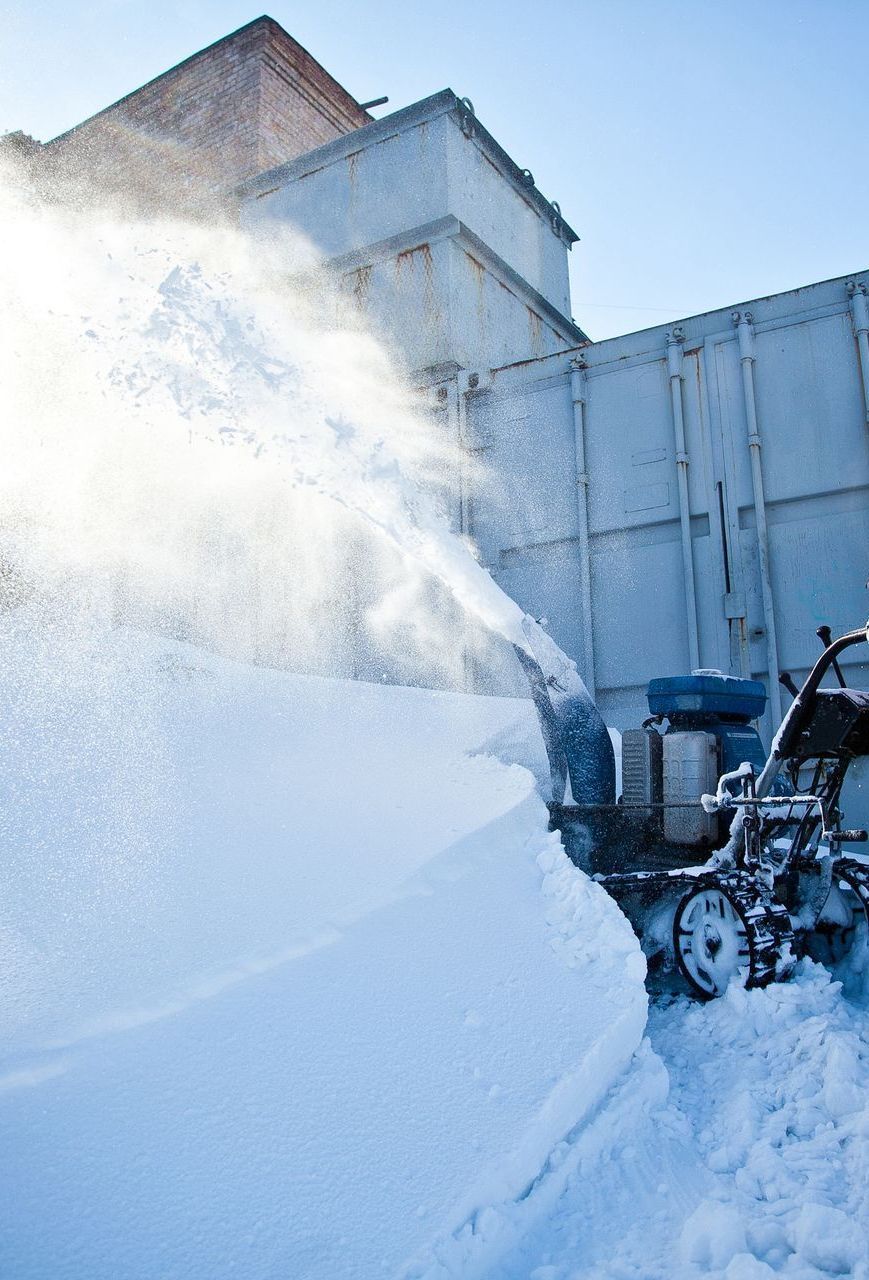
[0,180,644,1276]
[486,964,869,1279]
[0,622,647,1280]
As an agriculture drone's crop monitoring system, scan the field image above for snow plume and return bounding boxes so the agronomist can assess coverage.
[0,158,528,689]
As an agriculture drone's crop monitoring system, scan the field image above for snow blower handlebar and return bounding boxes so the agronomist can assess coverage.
[714,622,869,867]
[771,625,869,769]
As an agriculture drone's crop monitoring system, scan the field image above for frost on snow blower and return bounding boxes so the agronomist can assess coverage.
[518,619,869,998]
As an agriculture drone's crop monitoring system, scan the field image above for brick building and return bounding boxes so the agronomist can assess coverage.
[19,16,371,213]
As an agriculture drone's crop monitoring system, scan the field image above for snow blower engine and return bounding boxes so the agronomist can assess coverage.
[521,622,869,997]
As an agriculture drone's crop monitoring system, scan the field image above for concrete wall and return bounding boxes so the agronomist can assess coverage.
[37,17,369,213]
[315,221,579,373]
[241,92,583,371]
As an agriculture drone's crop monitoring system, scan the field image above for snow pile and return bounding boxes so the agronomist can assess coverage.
[668,965,868,1279]
[0,627,647,1280]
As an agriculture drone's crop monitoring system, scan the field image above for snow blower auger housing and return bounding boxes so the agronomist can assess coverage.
[521,622,869,998]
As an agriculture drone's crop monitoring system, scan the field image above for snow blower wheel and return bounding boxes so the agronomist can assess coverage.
[673,874,795,999]
[832,858,869,917]
[816,858,869,964]
[807,859,867,965]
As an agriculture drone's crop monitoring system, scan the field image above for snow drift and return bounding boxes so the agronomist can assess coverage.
[491,964,869,1279]
[0,626,647,1279]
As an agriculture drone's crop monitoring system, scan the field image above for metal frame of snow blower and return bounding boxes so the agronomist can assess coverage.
[532,623,869,997]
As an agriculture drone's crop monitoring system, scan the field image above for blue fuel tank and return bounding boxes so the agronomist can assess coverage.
[647,672,770,776]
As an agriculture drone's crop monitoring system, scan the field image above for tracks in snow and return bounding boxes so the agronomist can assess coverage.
[484,961,869,1280]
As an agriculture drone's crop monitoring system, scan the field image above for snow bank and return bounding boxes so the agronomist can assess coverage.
[0,625,647,1279]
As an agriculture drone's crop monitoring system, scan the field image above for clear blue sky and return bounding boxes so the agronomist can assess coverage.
[2,0,866,340]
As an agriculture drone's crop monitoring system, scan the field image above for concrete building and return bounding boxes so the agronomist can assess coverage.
[240,90,585,372]
[467,275,869,745]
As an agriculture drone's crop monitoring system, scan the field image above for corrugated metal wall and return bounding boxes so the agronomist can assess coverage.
[468,274,869,764]
[241,91,868,821]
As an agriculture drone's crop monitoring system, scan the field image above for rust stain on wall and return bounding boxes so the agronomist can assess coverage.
[528,307,543,355]
[346,150,361,187]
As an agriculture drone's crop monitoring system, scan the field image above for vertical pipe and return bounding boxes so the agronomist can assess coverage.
[446,380,471,537]
[847,281,869,426]
[666,329,701,672]
[448,377,473,692]
[457,387,471,539]
[732,311,782,725]
[569,357,596,698]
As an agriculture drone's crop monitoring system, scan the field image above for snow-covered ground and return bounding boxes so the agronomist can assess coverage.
[0,624,648,1280]
[6,626,865,1280]
[486,965,869,1280]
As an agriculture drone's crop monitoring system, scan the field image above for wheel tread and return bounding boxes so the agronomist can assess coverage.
[674,871,795,997]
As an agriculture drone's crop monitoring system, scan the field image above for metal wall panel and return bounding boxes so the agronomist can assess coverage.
[240,92,868,823]
[469,273,869,833]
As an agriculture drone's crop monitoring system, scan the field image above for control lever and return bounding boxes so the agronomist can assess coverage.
[816,625,847,687]
[778,671,800,698]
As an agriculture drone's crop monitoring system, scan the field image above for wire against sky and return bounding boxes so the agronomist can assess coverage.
[575,302,691,314]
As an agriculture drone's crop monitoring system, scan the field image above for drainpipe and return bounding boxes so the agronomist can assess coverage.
[666,329,701,672]
[569,357,596,698]
[446,379,471,538]
[439,377,474,692]
[847,281,869,427]
[732,311,782,726]
[457,386,472,539]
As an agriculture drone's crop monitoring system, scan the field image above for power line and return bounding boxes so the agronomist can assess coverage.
[575,301,690,313]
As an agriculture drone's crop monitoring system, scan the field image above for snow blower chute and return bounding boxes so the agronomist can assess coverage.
[519,619,869,998]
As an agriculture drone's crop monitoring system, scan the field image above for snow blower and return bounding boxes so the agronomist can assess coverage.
[520,620,869,997]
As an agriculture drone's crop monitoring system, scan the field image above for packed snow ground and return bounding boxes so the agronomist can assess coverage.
[0,623,647,1280]
[487,964,869,1280]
